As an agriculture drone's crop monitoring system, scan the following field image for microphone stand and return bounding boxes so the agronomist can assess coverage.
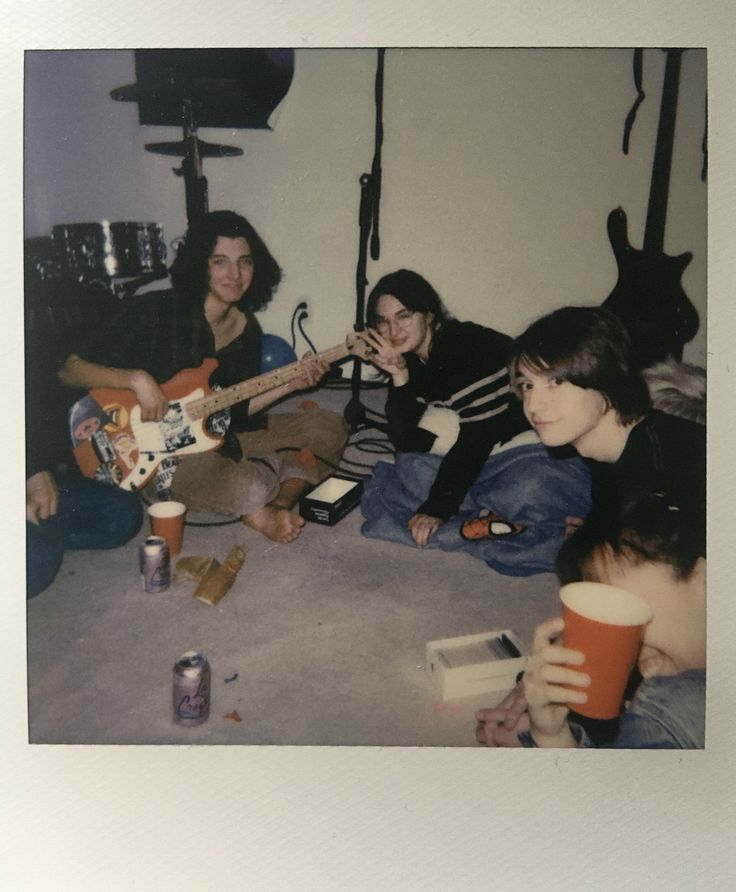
[344,48,385,429]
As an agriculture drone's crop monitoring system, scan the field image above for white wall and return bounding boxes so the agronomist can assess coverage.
[24,47,707,365]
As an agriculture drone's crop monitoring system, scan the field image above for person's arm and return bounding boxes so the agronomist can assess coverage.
[415,418,499,520]
[361,327,439,447]
[244,351,331,416]
[415,323,525,521]
[522,617,590,748]
[59,354,169,422]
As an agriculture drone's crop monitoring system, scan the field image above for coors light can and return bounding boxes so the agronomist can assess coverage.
[173,651,211,727]
[139,535,170,593]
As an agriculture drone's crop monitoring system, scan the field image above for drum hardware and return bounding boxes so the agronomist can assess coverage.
[24,236,64,282]
[144,139,243,158]
[111,270,170,299]
[111,76,247,226]
[110,76,250,108]
[51,221,168,279]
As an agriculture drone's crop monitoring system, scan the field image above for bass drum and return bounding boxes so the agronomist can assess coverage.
[52,221,167,278]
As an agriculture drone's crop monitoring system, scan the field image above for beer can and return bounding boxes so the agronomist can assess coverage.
[139,535,170,593]
[173,651,211,726]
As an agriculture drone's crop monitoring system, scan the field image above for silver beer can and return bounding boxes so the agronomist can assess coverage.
[139,535,170,593]
[173,651,211,727]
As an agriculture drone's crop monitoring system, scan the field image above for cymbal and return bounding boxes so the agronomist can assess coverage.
[145,139,244,158]
[111,77,250,104]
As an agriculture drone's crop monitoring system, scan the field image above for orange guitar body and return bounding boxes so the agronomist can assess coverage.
[71,359,222,491]
[69,332,374,490]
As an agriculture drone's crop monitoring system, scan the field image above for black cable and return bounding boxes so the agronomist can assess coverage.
[701,92,708,182]
[297,312,317,354]
[622,48,646,155]
[137,424,394,527]
[290,301,308,350]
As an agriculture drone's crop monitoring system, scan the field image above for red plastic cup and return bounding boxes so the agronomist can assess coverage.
[147,501,187,557]
[560,582,653,720]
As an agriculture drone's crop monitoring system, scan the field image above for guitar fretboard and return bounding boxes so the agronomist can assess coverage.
[187,342,351,419]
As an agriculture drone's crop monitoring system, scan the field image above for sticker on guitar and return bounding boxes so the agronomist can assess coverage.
[69,333,374,490]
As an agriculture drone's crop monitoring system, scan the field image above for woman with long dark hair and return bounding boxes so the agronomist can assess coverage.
[359,269,591,575]
[60,210,348,544]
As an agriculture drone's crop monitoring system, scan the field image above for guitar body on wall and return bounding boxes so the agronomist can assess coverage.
[69,334,372,491]
[603,48,700,367]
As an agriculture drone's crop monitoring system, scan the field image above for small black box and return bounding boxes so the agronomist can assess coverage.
[300,475,364,526]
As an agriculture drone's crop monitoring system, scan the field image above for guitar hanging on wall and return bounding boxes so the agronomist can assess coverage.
[603,48,700,368]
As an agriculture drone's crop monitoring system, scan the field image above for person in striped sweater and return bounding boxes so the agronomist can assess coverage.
[360,270,590,573]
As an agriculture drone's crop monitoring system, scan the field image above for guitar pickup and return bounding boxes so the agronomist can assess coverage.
[90,429,116,463]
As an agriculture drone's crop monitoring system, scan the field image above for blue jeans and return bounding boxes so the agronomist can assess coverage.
[26,471,144,598]
[361,445,591,576]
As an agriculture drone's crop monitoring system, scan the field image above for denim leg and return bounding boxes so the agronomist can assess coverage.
[26,517,64,598]
[55,472,144,551]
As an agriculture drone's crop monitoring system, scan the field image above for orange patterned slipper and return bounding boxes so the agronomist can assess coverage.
[295,447,318,467]
[460,513,525,541]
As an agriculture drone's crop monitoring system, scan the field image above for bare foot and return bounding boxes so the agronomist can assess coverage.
[243,504,306,544]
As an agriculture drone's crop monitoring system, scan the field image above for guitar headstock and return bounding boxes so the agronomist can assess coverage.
[345,332,375,361]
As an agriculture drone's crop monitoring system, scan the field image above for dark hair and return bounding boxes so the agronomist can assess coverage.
[366,269,448,331]
[169,210,281,312]
[556,484,703,586]
[510,306,651,424]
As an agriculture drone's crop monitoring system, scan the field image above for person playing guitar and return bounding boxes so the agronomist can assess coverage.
[59,210,349,544]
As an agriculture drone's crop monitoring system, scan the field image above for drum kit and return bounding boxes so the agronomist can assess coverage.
[26,75,247,296]
[24,220,169,297]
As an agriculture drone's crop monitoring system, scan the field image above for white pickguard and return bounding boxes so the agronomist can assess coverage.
[130,388,210,455]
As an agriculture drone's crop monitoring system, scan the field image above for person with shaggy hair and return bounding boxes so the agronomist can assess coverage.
[359,270,592,576]
[59,210,348,544]
[508,305,705,554]
[477,485,705,748]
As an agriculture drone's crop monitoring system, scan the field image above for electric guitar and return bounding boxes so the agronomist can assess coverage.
[603,48,700,367]
[69,333,373,491]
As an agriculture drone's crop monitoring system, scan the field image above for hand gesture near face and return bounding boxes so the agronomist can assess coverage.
[361,329,409,382]
[523,617,590,747]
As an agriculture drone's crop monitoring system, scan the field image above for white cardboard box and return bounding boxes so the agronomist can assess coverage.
[425,629,529,701]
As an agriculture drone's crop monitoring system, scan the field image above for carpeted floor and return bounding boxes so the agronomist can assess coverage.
[26,378,562,746]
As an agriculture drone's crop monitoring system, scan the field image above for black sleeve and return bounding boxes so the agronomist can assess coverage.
[385,379,437,453]
[385,321,528,519]
[417,417,500,520]
[73,292,209,384]
[661,417,706,553]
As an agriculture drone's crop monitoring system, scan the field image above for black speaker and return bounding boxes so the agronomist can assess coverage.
[131,48,295,129]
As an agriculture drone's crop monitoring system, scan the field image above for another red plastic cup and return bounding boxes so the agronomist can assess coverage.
[147,501,187,557]
[560,582,653,720]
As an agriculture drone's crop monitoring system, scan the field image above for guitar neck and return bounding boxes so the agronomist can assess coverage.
[188,342,350,419]
[643,49,684,254]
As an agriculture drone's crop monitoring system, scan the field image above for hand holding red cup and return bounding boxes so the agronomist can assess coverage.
[559,582,653,720]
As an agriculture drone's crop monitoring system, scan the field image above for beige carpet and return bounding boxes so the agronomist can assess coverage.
[26,380,561,746]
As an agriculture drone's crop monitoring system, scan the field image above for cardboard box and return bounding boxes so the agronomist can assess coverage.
[425,629,529,701]
[300,474,364,526]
